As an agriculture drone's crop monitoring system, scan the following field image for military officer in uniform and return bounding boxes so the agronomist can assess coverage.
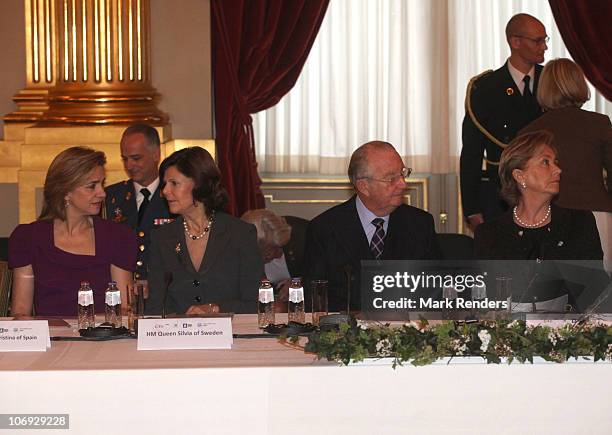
[105,124,172,281]
[460,13,548,231]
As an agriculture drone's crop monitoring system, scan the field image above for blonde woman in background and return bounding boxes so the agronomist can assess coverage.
[521,58,612,272]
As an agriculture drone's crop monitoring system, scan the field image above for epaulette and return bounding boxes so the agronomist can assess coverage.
[465,69,507,150]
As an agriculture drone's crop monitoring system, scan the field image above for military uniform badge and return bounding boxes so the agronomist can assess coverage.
[113,206,127,223]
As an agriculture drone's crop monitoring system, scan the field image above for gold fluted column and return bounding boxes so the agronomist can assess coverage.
[5,0,167,125]
[4,0,57,122]
[42,0,167,124]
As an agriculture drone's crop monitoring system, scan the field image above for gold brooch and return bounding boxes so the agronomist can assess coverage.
[175,242,182,253]
[506,87,514,96]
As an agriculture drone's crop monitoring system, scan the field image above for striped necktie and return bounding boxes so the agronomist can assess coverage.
[370,218,386,260]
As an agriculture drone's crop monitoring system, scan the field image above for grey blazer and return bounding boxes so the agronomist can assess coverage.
[145,212,264,315]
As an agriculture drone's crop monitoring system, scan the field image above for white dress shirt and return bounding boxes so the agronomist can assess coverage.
[133,178,160,210]
[507,60,535,96]
[265,253,292,286]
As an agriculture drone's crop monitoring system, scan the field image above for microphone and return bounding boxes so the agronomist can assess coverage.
[162,272,173,319]
[342,264,353,314]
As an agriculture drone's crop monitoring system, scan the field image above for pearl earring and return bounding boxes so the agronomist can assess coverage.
[521,181,527,189]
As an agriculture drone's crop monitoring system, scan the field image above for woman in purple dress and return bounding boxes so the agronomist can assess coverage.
[9,147,137,317]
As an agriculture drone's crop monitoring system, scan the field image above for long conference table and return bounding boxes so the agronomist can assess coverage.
[1,314,611,435]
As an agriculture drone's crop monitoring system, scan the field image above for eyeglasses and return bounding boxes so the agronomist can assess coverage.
[513,35,550,45]
[359,167,412,184]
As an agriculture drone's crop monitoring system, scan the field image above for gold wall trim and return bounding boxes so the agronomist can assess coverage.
[261,177,429,211]
[261,176,429,220]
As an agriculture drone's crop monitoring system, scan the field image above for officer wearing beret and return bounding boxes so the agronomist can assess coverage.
[460,13,548,231]
[105,124,172,280]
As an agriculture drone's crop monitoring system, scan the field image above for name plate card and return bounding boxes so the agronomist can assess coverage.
[0,321,51,352]
[137,316,233,350]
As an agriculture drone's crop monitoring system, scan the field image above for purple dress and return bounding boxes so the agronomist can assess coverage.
[8,217,137,316]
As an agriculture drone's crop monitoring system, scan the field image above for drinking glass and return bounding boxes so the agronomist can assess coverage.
[311,280,329,326]
[495,276,512,320]
[441,285,457,320]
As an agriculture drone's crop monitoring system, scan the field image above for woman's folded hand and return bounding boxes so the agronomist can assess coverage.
[186,303,220,316]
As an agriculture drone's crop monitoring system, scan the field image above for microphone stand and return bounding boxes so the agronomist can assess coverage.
[162,272,173,319]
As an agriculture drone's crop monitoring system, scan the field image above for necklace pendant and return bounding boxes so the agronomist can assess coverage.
[191,235,197,240]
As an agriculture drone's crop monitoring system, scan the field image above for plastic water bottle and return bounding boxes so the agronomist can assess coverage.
[258,278,275,328]
[288,277,305,323]
[104,281,122,327]
[77,281,95,329]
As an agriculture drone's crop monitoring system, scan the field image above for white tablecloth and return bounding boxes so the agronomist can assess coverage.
[1,315,611,435]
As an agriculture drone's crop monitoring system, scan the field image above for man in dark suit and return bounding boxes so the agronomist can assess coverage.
[461,13,548,230]
[304,141,441,311]
[105,124,172,281]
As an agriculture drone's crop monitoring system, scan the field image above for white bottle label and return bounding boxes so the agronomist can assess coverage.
[105,290,121,306]
[288,287,304,303]
[258,288,274,303]
[78,290,94,306]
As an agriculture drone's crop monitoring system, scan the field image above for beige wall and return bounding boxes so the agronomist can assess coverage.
[151,0,213,139]
[0,0,25,141]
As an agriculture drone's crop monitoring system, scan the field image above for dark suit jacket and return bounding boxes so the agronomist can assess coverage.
[520,107,612,212]
[283,216,309,278]
[145,212,264,315]
[105,180,172,279]
[304,197,441,311]
[474,205,603,260]
[461,62,543,219]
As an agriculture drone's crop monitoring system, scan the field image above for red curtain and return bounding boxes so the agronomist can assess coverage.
[549,0,612,101]
[211,0,330,216]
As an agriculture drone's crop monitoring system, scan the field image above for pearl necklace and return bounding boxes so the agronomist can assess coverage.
[183,214,214,240]
[513,204,551,228]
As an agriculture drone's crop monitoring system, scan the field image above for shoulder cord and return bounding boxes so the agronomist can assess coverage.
[464,70,507,166]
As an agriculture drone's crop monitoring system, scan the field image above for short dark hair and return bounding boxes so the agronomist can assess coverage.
[159,147,228,213]
[39,147,106,221]
[121,124,160,148]
[499,130,557,206]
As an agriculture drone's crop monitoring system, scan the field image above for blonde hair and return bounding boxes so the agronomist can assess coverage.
[39,147,106,221]
[499,130,558,206]
[241,209,291,248]
[537,58,590,110]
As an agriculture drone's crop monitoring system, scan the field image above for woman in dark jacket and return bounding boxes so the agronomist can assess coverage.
[145,147,263,315]
[474,130,605,312]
